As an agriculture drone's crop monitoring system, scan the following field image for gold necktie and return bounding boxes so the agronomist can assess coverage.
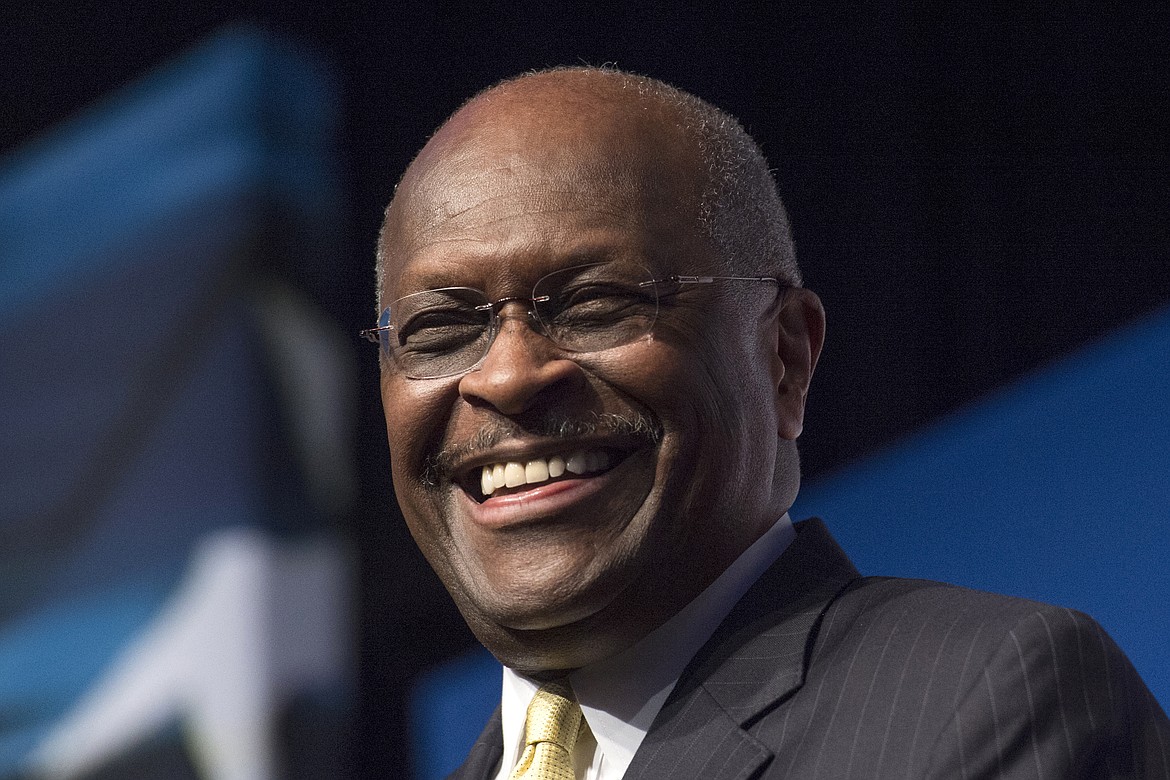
[508,679,583,780]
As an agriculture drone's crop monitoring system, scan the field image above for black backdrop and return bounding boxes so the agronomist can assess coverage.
[5,3,1169,775]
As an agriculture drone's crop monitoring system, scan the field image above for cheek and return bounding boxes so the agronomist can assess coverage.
[631,331,774,496]
[381,375,466,576]
[380,373,454,488]
[595,336,729,470]
[641,328,745,430]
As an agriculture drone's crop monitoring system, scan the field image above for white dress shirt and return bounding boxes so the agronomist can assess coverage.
[492,513,795,780]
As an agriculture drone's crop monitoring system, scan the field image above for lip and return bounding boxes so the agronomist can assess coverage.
[458,449,643,530]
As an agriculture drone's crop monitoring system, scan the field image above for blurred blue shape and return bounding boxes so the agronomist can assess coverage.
[793,302,1170,712]
[0,27,349,777]
[411,649,501,780]
[0,26,338,318]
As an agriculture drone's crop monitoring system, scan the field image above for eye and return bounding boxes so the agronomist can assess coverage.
[550,282,655,327]
[529,263,661,352]
[397,305,489,353]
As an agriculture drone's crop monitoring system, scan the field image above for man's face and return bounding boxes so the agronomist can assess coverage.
[377,88,810,672]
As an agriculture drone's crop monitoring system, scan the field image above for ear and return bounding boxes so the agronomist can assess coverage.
[770,287,825,441]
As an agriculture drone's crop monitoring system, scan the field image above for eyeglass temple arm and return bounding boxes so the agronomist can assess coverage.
[643,275,784,296]
[671,275,781,284]
[359,326,390,343]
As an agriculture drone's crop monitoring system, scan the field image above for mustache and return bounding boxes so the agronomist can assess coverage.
[422,411,663,488]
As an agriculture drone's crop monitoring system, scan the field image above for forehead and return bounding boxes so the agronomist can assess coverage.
[390,173,654,295]
[380,84,711,297]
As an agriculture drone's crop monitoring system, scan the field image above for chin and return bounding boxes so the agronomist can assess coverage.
[463,562,627,632]
[452,561,645,670]
[469,607,634,674]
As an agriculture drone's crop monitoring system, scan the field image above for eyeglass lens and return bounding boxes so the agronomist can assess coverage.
[380,262,660,379]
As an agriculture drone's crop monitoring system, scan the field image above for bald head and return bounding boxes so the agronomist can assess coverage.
[377,67,799,306]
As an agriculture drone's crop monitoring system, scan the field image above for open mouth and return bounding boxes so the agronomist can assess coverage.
[464,447,623,502]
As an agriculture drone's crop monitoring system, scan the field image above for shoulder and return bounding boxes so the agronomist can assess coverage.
[811,576,1114,699]
[822,575,1094,650]
[796,576,1170,777]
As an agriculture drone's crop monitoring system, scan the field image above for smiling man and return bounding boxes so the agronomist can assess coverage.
[369,68,1169,779]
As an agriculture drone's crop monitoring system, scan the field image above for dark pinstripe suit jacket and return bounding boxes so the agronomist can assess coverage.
[450,518,1170,779]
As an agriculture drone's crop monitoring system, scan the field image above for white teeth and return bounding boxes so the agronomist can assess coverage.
[504,462,525,488]
[525,459,549,483]
[478,449,612,496]
[548,456,565,478]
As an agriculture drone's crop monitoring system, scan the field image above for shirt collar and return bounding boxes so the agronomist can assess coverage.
[498,513,795,778]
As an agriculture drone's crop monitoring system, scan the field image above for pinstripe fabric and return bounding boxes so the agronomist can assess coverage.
[448,519,1170,779]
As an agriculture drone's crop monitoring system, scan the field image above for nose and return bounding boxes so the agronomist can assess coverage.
[457,308,586,416]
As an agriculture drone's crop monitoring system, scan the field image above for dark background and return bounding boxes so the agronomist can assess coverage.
[5,3,1168,775]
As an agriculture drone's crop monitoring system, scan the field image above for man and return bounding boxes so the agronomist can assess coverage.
[368,67,1169,778]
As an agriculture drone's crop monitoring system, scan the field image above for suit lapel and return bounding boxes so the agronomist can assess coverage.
[624,684,772,780]
[445,707,503,780]
[625,518,860,779]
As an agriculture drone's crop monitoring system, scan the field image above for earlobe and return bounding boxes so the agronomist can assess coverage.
[773,287,825,441]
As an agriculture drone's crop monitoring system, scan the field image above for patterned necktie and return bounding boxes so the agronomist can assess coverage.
[508,679,583,780]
